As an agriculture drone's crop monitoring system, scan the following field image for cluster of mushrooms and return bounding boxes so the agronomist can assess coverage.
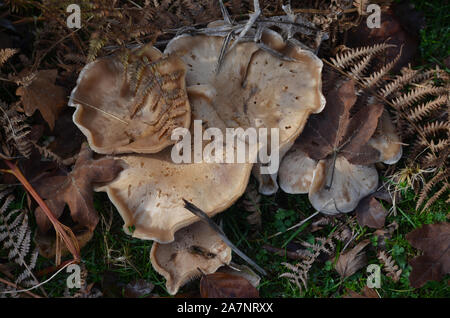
[69,21,401,294]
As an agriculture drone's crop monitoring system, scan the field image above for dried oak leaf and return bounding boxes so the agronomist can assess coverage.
[16,69,66,130]
[200,272,259,298]
[335,240,370,278]
[406,223,450,288]
[34,143,123,234]
[355,195,388,229]
[299,79,383,165]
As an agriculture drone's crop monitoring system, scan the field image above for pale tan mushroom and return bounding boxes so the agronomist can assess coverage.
[150,221,231,295]
[368,111,403,164]
[308,157,379,215]
[164,30,325,153]
[278,142,379,215]
[165,31,324,195]
[69,44,190,154]
[96,31,325,242]
[278,144,317,194]
[252,139,294,195]
[96,90,253,243]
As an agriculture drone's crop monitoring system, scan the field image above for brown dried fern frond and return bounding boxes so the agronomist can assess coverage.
[377,250,402,282]
[331,43,395,70]
[0,102,33,159]
[0,49,18,67]
[0,190,40,295]
[329,43,449,212]
[416,170,449,211]
[280,235,336,293]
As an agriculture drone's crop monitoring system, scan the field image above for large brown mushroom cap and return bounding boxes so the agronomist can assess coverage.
[69,45,190,154]
[150,221,231,295]
[164,32,325,151]
[96,90,253,243]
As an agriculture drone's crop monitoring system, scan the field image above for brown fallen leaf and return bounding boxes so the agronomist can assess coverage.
[406,223,450,288]
[34,229,93,259]
[47,108,84,161]
[298,79,383,166]
[34,143,123,234]
[16,69,66,130]
[355,195,388,229]
[200,272,259,298]
[335,240,370,278]
[344,286,379,298]
[284,79,383,214]
[218,264,261,288]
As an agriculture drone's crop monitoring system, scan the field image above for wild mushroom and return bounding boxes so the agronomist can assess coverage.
[278,145,317,194]
[69,44,190,154]
[165,29,325,173]
[279,79,402,214]
[95,89,253,243]
[368,110,403,164]
[150,221,231,295]
[252,139,294,195]
[96,29,325,242]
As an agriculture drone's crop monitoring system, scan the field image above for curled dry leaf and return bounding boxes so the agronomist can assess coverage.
[200,272,259,298]
[150,221,231,295]
[69,44,190,154]
[355,195,388,229]
[335,239,370,278]
[34,229,93,259]
[406,223,450,288]
[34,143,123,239]
[16,69,66,130]
[367,111,403,165]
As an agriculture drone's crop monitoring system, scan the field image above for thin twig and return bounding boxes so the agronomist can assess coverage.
[0,277,42,298]
[183,199,267,276]
[0,261,73,295]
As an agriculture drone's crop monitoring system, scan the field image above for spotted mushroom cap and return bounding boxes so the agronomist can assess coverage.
[164,30,325,152]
